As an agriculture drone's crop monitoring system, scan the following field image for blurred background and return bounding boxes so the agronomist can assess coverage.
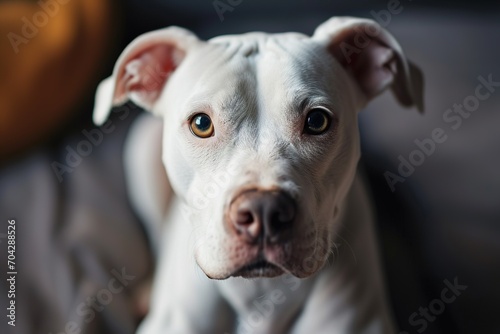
[1,0,499,333]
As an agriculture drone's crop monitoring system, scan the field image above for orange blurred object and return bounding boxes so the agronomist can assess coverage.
[0,0,116,160]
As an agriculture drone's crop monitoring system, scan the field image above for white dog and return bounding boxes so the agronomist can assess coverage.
[93,16,423,334]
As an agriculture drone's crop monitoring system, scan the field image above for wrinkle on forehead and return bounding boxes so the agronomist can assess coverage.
[196,32,337,111]
[208,31,308,53]
[178,46,259,129]
[259,41,342,113]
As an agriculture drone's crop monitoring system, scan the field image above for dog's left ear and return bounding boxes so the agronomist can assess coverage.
[93,27,200,125]
[313,17,424,112]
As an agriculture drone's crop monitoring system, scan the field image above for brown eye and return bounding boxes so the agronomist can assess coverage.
[190,113,214,138]
[304,108,331,135]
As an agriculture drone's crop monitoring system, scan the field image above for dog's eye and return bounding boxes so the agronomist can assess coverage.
[190,113,214,138]
[304,108,330,135]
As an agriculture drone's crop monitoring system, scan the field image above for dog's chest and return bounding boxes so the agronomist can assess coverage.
[215,273,317,327]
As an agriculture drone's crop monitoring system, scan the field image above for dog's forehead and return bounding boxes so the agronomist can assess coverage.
[208,31,309,51]
[178,32,338,119]
[206,31,326,75]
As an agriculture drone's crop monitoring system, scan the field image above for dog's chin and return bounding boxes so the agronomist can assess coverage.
[230,260,284,278]
[201,258,327,280]
[201,260,285,280]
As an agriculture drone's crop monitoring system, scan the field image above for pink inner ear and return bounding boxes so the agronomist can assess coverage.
[114,44,181,109]
[355,43,397,98]
[315,18,423,111]
[330,38,398,100]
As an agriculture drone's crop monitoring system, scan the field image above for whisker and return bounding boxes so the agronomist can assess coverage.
[333,232,357,265]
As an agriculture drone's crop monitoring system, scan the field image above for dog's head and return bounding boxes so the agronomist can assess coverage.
[94,17,423,280]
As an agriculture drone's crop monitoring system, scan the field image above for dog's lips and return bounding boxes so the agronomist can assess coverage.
[230,259,284,278]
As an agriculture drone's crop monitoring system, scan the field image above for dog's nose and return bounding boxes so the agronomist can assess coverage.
[229,190,296,244]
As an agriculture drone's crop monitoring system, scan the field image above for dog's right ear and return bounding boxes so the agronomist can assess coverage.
[93,27,200,125]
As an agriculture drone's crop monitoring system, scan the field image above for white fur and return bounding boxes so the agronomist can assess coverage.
[93,17,423,333]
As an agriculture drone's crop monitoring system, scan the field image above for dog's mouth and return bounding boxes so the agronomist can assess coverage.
[231,260,284,278]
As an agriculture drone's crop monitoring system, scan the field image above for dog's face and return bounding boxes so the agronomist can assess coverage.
[159,34,362,279]
[93,17,423,280]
